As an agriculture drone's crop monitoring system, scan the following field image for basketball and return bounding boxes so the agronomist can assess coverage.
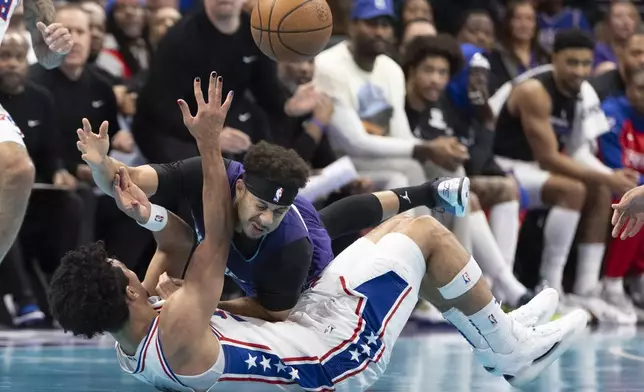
[250,0,333,62]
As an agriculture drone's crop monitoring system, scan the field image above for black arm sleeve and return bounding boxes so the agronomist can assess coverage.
[148,157,205,206]
[252,237,313,312]
[318,194,383,240]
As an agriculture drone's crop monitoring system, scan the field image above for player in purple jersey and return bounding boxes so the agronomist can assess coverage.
[51,73,586,391]
[76,93,468,324]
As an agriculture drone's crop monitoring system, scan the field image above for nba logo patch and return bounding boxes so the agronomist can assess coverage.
[154,215,164,223]
[273,187,283,203]
[488,314,497,325]
[462,272,471,284]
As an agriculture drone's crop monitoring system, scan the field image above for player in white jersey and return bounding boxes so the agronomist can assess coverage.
[0,0,73,262]
[49,74,588,392]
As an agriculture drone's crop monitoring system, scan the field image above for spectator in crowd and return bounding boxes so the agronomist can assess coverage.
[403,35,530,308]
[536,0,592,53]
[591,28,644,104]
[147,7,181,52]
[0,29,82,327]
[274,59,372,206]
[456,9,495,51]
[492,30,636,321]
[30,4,133,179]
[314,0,469,222]
[81,1,107,68]
[593,0,640,76]
[132,0,298,163]
[431,0,504,36]
[399,0,432,25]
[97,0,149,80]
[400,18,437,50]
[597,67,644,318]
[488,0,549,90]
[146,0,179,12]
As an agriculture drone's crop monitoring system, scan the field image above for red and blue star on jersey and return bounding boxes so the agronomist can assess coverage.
[135,271,411,391]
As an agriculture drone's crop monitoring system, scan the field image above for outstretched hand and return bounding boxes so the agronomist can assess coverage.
[177,72,234,143]
[113,167,151,224]
[76,118,110,167]
[612,185,644,239]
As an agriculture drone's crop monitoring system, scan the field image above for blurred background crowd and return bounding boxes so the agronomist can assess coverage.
[0,0,638,329]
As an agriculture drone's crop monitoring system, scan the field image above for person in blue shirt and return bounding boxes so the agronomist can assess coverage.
[598,67,644,312]
[537,0,592,53]
[76,74,468,323]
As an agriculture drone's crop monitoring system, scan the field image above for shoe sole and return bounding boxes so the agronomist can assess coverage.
[455,177,470,217]
[507,309,588,387]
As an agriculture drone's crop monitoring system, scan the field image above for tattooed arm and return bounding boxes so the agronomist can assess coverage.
[22,0,73,69]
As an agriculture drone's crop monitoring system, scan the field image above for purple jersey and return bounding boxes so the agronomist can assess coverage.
[191,160,334,296]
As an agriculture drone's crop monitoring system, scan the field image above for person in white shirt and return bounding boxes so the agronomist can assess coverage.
[314,0,470,241]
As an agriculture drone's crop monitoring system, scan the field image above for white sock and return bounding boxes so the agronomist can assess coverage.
[468,298,518,354]
[442,308,489,349]
[540,207,581,293]
[604,277,624,295]
[470,211,526,304]
[488,201,520,269]
[573,243,606,295]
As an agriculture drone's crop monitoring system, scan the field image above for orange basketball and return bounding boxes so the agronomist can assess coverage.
[250,0,333,62]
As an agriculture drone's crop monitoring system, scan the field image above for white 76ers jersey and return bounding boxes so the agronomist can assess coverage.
[0,0,20,43]
[116,268,416,392]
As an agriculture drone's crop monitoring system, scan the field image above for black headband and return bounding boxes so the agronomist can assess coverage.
[553,29,594,53]
[243,172,298,206]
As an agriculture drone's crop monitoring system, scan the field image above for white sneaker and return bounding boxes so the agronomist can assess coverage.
[432,177,470,217]
[477,309,588,387]
[475,288,561,373]
[566,292,637,325]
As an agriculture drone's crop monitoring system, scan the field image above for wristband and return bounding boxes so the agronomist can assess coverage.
[309,117,327,133]
[137,204,168,232]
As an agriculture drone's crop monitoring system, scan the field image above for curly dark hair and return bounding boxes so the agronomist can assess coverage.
[402,34,465,78]
[48,242,130,339]
[242,141,310,189]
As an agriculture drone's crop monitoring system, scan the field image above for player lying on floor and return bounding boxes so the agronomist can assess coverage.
[76,110,469,324]
[49,73,587,392]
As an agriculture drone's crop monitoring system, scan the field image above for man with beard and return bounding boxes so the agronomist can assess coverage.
[591,27,644,101]
[313,0,470,225]
[493,29,637,322]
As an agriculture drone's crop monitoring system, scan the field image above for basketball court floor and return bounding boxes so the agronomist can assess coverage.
[1,323,643,391]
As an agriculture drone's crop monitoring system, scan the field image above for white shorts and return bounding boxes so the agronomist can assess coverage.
[0,111,25,147]
[288,233,426,392]
[495,156,550,208]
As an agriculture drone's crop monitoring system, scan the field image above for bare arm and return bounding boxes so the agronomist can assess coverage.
[515,81,610,184]
[141,211,194,295]
[159,74,234,363]
[0,144,34,263]
[91,157,159,196]
[22,0,68,69]
[217,298,290,322]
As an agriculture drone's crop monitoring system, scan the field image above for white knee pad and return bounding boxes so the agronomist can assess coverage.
[438,257,482,300]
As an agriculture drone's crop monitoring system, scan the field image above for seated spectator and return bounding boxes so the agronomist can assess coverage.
[147,7,181,53]
[488,0,549,90]
[314,0,470,222]
[456,9,495,52]
[132,0,286,163]
[399,0,432,25]
[593,0,640,76]
[536,0,592,53]
[81,1,108,70]
[591,27,644,101]
[491,30,634,321]
[597,67,644,318]
[403,35,530,308]
[30,4,134,179]
[96,0,149,80]
[274,59,370,203]
[400,18,437,49]
[0,29,82,327]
